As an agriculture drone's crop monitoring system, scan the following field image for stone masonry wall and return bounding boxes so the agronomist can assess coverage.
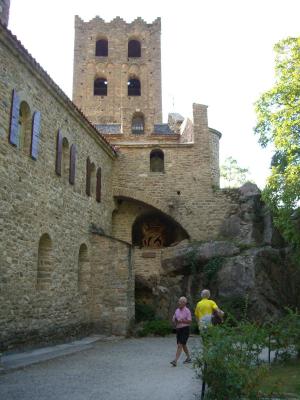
[72,16,162,135]
[90,235,134,336]
[0,26,134,350]
[111,104,237,243]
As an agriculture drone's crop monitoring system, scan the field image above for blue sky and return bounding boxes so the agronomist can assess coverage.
[8,0,300,188]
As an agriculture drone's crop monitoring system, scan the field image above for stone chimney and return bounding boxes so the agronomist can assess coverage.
[0,0,10,27]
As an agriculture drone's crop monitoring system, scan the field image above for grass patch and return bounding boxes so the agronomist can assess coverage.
[259,360,300,399]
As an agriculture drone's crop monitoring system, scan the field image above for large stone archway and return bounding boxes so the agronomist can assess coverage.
[132,211,189,248]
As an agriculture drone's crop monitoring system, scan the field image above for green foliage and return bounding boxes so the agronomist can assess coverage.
[203,257,224,284]
[259,359,300,397]
[254,37,300,252]
[264,308,300,361]
[194,323,268,399]
[138,319,173,337]
[135,303,155,323]
[220,156,251,188]
[193,309,300,399]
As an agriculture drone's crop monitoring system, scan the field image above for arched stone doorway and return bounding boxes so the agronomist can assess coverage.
[132,211,189,248]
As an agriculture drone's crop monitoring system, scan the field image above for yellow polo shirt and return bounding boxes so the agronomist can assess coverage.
[195,298,218,320]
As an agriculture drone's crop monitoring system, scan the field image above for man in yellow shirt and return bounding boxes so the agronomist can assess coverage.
[195,289,224,330]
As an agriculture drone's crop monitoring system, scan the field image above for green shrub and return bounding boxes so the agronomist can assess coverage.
[194,323,268,399]
[138,320,173,337]
[265,308,300,361]
[135,303,155,323]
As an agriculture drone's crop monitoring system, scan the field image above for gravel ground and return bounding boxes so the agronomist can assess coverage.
[0,335,202,400]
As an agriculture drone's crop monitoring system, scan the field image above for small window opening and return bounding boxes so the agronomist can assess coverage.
[128,78,141,96]
[132,113,144,134]
[94,78,107,96]
[128,40,141,57]
[95,39,108,56]
[150,149,164,173]
[19,101,31,154]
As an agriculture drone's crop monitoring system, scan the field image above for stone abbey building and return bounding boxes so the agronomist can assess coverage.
[0,2,238,350]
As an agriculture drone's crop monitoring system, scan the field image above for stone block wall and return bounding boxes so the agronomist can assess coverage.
[72,16,162,135]
[111,104,237,243]
[90,235,134,336]
[0,25,134,350]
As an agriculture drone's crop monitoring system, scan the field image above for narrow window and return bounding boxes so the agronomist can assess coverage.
[132,113,144,134]
[9,89,20,147]
[150,149,164,172]
[128,40,141,57]
[95,39,108,56]
[78,244,90,293]
[128,78,141,96]
[94,78,107,96]
[86,157,91,196]
[19,101,32,155]
[69,144,76,185]
[86,158,96,197]
[62,137,70,183]
[37,233,53,290]
[55,130,63,176]
[31,111,41,160]
[96,167,101,202]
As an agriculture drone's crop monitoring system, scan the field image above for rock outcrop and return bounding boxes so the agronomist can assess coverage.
[135,183,300,322]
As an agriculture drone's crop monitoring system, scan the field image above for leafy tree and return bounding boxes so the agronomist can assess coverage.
[254,37,300,249]
[220,156,250,188]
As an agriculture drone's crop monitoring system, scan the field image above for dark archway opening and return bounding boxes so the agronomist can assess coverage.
[94,78,107,96]
[132,211,189,248]
[150,149,164,172]
[128,78,141,96]
[128,40,141,57]
[95,39,108,56]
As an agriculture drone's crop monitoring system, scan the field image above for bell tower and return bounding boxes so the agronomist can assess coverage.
[0,0,10,27]
[72,16,162,136]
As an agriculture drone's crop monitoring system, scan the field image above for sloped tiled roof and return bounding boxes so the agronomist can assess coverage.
[0,21,116,156]
[153,124,175,134]
[95,124,122,134]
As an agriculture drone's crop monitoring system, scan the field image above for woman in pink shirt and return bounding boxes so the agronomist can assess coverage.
[170,296,192,367]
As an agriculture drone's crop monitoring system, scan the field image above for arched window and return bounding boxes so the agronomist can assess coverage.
[37,233,53,290]
[19,101,31,154]
[128,78,141,96]
[78,243,90,293]
[132,113,144,134]
[94,78,107,96]
[95,39,108,56]
[150,149,164,172]
[128,39,141,57]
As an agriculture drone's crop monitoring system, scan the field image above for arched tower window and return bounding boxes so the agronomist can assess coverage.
[78,243,90,293]
[19,101,31,154]
[132,113,144,134]
[94,78,107,96]
[150,149,164,172]
[128,40,141,57]
[95,39,108,56]
[128,78,141,96]
[37,233,53,290]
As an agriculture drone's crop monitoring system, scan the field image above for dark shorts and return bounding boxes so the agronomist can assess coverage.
[176,326,190,345]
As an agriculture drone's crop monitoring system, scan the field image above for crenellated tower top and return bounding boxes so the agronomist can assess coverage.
[72,15,162,136]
